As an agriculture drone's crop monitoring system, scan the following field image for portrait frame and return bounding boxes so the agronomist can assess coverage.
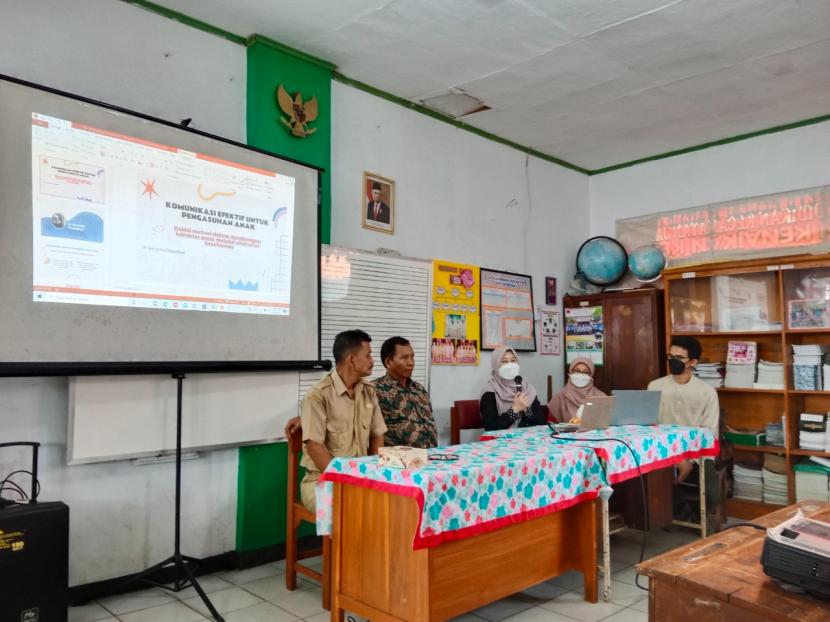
[361,171,395,234]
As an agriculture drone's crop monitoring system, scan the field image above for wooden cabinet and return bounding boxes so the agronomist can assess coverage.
[563,288,665,395]
[663,254,830,519]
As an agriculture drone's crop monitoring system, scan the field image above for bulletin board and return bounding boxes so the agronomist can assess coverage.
[480,268,536,351]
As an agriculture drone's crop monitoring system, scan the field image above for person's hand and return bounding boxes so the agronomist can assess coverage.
[511,392,531,414]
[674,460,694,484]
[284,416,301,438]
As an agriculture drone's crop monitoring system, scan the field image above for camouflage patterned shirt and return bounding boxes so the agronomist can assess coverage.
[373,372,438,449]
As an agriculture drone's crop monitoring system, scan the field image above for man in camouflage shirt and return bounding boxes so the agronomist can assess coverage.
[374,336,438,448]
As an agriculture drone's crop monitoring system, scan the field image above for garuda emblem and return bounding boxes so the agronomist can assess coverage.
[276,84,318,138]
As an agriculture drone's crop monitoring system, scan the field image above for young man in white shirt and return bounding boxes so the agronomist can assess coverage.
[648,335,719,484]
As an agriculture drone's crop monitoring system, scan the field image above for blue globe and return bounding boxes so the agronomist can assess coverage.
[576,236,627,286]
[628,244,667,282]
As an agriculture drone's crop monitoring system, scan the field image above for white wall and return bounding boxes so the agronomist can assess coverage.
[589,121,830,236]
[0,0,246,585]
[331,83,591,440]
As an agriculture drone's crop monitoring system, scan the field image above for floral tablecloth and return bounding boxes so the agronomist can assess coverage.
[483,424,719,484]
[316,433,604,548]
[315,424,718,548]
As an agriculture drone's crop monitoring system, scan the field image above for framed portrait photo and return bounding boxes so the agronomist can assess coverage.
[362,172,395,234]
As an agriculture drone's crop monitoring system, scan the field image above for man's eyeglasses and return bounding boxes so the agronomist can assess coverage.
[666,354,690,362]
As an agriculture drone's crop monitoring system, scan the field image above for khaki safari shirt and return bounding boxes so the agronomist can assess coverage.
[299,370,387,511]
[373,372,437,448]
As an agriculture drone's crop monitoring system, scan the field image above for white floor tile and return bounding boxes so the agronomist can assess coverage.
[97,587,176,615]
[167,575,235,600]
[268,586,326,618]
[539,591,625,622]
[119,600,206,622]
[578,579,647,608]
[473,594,534,622]
[68,602,115,622]
[217,563,283,586]
[544,570,586,591]
[240,576,311,602]
[611,566,639,587]
[448,615,486,622]
[500,605,575,622]
[183,586,264,616]
[303,613,331,622]
[519,581,568,604]
[630,598,649,613]
[600,607,649,622]
[222,602,302,622]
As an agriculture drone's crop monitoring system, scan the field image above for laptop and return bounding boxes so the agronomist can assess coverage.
[579,396,616,430]
[610,390,662,425]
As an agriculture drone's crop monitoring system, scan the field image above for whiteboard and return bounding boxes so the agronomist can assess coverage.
[299,246,433,402]
[67,245,433,464]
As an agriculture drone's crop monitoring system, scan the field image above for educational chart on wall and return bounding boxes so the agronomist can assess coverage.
[565,306,604,366]
[540,309,561,356]
[31,113,296,316]
[480,269,536,351]
[431,260,480,365]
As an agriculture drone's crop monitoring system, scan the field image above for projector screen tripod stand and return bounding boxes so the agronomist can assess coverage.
[115,373,223,621]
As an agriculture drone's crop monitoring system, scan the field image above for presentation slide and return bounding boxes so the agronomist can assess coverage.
[31,114,296,316]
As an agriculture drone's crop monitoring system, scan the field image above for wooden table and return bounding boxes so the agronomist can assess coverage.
[636,500,830,622]
[328,481,598,622]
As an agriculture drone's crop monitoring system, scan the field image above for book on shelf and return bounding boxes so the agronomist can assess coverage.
[754,360,784,390]
[789,298,830,329]
[725,427,766,446]
[793,344,829,355]
[794,364,823,391]
[799,412,828,451]
[727,341,757,364]
[795,461,830,502]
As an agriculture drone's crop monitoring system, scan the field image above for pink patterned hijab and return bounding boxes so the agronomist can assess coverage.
[481,346,538,413]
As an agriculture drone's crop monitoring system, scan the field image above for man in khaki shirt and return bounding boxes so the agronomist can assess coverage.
[299,329,387,512]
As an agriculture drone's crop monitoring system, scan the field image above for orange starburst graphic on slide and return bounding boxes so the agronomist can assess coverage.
[141,178,159,200]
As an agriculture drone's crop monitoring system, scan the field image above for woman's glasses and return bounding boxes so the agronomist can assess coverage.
[666,354,690,362]
[429,453,460,462]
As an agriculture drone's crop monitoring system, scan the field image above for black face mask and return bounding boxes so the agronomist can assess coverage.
[668,357,687,375]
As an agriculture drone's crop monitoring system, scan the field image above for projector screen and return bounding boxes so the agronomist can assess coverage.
[0,77,322,374]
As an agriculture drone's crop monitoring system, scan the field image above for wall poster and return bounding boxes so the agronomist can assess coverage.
[431,260,480,365]
[540,309,561,356]
[565,306,604,366]
[480,268,536,351]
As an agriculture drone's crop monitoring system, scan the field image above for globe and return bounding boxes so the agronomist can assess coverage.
[628,244,667,282]
[576,236,628,286]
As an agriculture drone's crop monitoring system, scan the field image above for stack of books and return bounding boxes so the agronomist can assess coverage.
[725,341,757,389]
[765,421,785,446]
[795,461,830,502]
[694,361,724,388]
[799,412,827,451]
[792,344,828,391]
[754,360,785,389]
[761,453,788,505]
[732,462,763,502]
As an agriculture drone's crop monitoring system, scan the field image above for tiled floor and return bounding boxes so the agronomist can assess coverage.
[70,527,698,622]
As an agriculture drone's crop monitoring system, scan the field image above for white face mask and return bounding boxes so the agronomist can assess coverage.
[498,362,520,380]
[570,372,592,388]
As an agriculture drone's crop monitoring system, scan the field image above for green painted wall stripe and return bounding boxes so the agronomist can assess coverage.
[331,72,592,175]
[121,0,246,45]
[246,35,336,72]
[589,113,830,175]
[122,0,830,176]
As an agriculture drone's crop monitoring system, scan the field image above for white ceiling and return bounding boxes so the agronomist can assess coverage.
[152,0,830,170]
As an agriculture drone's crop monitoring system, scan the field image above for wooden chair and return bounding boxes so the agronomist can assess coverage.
[285,425,330,610]
[450,399,482,445]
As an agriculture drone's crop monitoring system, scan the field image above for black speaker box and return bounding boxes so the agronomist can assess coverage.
[0,501,69,622]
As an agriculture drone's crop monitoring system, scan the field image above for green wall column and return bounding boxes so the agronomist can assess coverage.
[236,35,333,553]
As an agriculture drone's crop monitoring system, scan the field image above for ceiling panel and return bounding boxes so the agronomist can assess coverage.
[151,0,830,170]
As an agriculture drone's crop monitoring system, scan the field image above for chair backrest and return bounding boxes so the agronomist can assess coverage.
[450,399,482,445]
[286,425,303,507]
